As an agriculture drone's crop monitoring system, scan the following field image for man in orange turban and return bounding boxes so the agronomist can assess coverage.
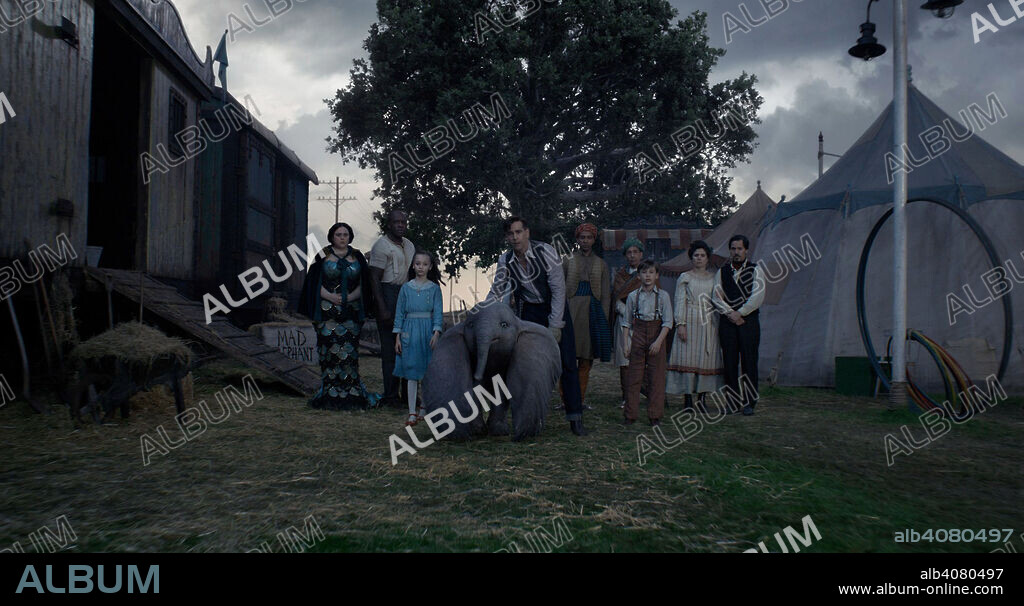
[563,222,612,408]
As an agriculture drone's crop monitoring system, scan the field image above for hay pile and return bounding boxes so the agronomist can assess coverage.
[128,373,194,411]
[70,322,193,373]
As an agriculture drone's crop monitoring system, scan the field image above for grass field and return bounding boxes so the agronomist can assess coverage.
[1,355,1021,553]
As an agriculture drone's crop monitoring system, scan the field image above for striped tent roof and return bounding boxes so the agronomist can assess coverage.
[602,228,713,253]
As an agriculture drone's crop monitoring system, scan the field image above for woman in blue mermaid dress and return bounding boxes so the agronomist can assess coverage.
[299,222,381,410]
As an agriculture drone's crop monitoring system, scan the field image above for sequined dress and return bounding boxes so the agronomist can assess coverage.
[308,258,381,410]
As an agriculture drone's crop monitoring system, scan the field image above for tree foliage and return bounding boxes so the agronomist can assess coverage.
[327,0,762,277]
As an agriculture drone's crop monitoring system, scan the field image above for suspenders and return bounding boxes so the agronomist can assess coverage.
[632,288,662,321]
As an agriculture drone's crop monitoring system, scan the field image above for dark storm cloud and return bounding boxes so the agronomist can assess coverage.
[233,0,376,77]
[731,77,882,201]
[274,108,382,249]
[173,0,1024,204]
[663,0,1024,197]
[172,0,376,78]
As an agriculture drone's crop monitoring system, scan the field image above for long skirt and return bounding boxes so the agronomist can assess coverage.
[666,318,724,395]
[309,298,381,410]
[569,281,612,362]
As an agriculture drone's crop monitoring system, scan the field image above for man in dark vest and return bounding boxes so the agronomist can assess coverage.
[712,235,766,415]
[486,216,587,436]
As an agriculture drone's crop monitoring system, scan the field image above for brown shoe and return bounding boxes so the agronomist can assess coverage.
[623,418,636,425]
[650,419,661,426]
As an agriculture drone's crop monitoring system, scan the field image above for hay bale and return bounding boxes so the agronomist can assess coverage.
[128,373,194,411]
[70,322,193,374]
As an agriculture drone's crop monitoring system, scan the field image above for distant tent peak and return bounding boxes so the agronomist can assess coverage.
[774,84,1024,224]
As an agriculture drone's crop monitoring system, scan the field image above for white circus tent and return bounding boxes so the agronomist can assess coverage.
[754,84,1024,393]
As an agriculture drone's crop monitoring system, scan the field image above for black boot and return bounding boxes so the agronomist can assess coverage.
[570,419,588,436]
[696,393,707,414]
[684,394,693,410]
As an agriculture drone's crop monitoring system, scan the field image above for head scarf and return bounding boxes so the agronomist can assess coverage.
[575,223,598,239]
[621,237,644,255]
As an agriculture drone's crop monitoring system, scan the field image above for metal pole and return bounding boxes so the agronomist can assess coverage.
[334,176,340,224]
[7,297,32,403]
[818,132,824,178]
[890,0,909,409]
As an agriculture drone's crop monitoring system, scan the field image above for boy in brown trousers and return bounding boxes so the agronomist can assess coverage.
[620,259,672,426]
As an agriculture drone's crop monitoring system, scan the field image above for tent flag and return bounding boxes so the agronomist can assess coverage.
[214,29,229,98]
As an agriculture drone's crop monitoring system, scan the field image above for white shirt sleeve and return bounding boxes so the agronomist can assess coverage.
[542,244,566,329]
[674,275,687,326]
[368,238,388,270]
[620,291,635,329]
[738,265,766,317]
[659,289,673,329]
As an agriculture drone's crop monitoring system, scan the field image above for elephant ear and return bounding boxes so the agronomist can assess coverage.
[421,324,483,440]
[506,321,560,441]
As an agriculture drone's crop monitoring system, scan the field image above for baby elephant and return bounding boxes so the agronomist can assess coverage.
[421,303,560,441]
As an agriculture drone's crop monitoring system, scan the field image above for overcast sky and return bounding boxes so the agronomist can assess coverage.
[170,0,1024,299]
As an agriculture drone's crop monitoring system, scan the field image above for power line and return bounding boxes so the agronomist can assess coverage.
[312,177,357,224]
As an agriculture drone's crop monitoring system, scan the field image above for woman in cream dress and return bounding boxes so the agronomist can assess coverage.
[666,240,723,408]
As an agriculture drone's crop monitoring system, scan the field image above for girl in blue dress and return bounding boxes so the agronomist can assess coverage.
[393,250,444,426]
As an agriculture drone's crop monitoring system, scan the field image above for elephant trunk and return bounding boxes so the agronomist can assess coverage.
[473,326,494,383]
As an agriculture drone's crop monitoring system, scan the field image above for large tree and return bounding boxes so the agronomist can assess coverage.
[327,0,762,276]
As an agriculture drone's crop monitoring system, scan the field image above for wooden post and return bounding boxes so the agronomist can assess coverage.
[139,271,144,323]
[31,279,54,375]
[37,274,64,371]
[105,273,114,329]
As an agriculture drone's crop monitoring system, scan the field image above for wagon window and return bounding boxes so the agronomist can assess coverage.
[168,89,187,158]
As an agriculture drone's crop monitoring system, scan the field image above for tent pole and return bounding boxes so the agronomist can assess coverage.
[890,0,909,409]
[818,132,824,178]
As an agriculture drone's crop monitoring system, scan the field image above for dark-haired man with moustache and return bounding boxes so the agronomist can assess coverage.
[712,234,765,416]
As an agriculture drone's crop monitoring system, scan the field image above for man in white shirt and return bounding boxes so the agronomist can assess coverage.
[712,235,765,415]
[369,209,417,406]
[487,216,587,436]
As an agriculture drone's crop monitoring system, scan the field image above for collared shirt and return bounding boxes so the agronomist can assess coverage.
[712,260,766,317]
[486,240,566,328]
[369,235,416,285]
[621,287,673,329]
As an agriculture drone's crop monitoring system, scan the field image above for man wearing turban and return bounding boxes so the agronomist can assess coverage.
[563,223,612,407]
[611,237,646,407]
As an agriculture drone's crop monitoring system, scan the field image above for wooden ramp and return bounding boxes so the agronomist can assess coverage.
[85,268,321,397]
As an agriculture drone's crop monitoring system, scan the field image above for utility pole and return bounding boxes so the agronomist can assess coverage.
[314,177,357,224]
